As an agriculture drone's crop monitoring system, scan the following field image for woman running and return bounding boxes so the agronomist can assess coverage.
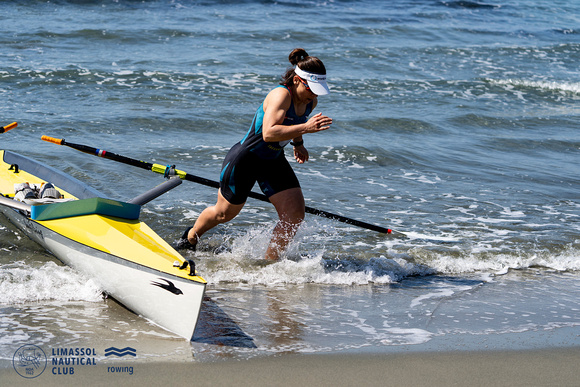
[179,48,332,260]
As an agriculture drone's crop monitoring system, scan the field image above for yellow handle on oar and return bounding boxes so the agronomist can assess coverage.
[1,122,18,133]
[41,135,64,145]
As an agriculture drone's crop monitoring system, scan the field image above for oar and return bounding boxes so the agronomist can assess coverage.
[0,195,32,213]
[0,123,33,211]
[1,122,17,133]
[41,136,404,237]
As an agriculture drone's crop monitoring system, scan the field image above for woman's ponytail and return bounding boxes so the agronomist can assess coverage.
[280,48,326,87]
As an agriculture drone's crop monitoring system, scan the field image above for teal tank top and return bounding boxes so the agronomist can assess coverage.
[240,85,313,159]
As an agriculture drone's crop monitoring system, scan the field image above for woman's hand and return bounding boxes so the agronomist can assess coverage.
[305,112,332,134]
[293,144,309,164]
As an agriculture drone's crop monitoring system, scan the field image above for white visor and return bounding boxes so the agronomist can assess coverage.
[295,66,330,96]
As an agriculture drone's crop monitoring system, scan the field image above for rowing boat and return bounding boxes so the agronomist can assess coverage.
[0,148,206,340]
[0,130,206,340]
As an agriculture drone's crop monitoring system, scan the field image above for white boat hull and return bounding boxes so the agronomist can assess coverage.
[0,206,205,340]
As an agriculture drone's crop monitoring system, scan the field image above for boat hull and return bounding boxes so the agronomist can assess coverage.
[0,150,206,340]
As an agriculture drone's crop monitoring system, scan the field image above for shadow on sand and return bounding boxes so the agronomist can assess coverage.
[192,297,256,348]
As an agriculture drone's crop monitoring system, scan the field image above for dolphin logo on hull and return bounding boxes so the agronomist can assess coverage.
[151,278,183,295]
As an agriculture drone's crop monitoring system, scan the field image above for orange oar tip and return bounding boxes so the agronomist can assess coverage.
[1,122,17,133]
[41,135,64,145]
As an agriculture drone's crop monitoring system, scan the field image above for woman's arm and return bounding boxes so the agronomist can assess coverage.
[262,88,331,143]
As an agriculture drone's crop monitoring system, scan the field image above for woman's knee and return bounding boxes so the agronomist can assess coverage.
[212,195,244,223]
[283,209,304,225]
[215,207,239,223]
[270,188,305,220]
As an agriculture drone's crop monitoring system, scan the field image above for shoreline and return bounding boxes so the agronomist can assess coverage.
[3,347,580,386]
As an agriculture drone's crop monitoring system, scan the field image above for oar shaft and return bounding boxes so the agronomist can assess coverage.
[42,136,396,235]
[179,173,393,233]
[0,195,32,213]
[304,206,394,234]
[244,190,392,233]
[42,136,155,171]
[179,171,220,190]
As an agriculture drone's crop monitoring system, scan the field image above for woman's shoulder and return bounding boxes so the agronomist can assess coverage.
[268,85,292,98]
[264,85,292,110]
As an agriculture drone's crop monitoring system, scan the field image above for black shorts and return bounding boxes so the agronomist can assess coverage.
[220,142,300,205]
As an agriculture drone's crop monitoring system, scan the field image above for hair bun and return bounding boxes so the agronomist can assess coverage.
[289,48,309,65]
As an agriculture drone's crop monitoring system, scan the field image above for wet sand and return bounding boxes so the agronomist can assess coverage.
[3,347,579,386]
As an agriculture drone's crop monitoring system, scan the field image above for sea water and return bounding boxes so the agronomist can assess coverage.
[1,0,579,365]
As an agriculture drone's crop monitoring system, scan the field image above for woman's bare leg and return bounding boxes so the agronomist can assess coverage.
[265,187,305,260]
[187,189,245,246]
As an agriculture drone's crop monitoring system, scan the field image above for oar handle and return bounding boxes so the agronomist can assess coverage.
[41,135,63,145]
[1,122,18,134]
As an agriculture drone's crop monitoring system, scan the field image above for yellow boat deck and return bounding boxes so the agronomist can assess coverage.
[0,150,205,283]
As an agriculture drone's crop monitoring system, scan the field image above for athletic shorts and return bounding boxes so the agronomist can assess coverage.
[219,142,300,205]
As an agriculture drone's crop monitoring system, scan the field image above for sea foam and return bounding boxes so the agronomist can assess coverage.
[0,261,103,305]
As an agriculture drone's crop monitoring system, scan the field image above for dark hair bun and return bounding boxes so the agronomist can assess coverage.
[288,48,309,65]
[280,48,326,87]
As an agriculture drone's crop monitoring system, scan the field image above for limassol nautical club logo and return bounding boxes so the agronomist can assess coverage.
[13,344,47,379]
[12,345,137,378]
[105,347,137,357]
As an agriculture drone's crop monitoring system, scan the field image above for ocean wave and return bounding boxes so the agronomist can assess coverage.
[186,216,580,286]
[414,244,580,275]
[489,79,580,94]
[553,28,578,35]
[195,243,580,286]
[439,1,500,9]
[199,254,434,286]
[0,261,103,304]
[2,65,273,98]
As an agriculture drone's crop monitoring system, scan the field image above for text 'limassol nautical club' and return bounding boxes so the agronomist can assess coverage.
[13,345,137,378]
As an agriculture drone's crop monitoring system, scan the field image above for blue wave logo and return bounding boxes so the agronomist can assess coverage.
[104,347,136,357]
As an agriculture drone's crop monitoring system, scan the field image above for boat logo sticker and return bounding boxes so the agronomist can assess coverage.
[151,278,183,295]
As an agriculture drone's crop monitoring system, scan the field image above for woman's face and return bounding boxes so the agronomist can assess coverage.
[294,75,317,102]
